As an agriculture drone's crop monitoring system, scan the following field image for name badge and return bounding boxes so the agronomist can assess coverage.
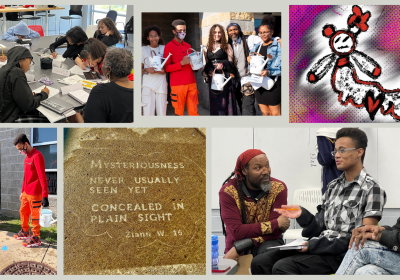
[52,67,71,77]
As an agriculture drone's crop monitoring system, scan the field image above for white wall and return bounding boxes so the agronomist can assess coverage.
[212,128,397,209]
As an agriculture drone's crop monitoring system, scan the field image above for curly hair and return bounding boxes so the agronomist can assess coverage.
[142,25,165,46]
[80,38,108,61]
[207,24,228,53]
[95,17,122,43]
[260,14,276,31]
[103,48,133,78]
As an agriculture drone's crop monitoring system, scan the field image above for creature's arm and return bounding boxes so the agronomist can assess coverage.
[307,53,337,83]
[351,50,381,79]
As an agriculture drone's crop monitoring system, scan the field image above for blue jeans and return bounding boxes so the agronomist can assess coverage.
[336,240,400,275]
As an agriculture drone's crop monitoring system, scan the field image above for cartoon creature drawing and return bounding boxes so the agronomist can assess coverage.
[307,5,400,120]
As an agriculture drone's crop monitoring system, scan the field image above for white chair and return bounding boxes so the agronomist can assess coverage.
[283,188,322,241]
[85,25,98,39]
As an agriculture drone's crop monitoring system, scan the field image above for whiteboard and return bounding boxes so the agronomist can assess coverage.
[212,128,397,209]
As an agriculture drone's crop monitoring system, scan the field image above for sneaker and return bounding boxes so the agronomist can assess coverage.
[14,229,30,240]
[22,236,41,248]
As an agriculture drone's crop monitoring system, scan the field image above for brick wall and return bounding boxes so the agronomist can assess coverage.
[0,128,31,218]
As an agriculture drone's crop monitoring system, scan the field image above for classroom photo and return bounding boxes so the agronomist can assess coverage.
[141,12,281,116]
[212,127,400,275]
[0,5,133,123]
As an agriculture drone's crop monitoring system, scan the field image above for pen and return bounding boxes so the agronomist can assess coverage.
[274,208,300,211]
[78,54,84,62]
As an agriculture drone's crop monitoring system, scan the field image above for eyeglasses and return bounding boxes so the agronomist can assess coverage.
[259,31,271,36]
[30,60,35,67]
[331,148,357,157]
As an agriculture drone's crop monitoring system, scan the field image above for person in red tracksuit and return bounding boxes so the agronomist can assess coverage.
[163,19,201,116]
[13,133,49,248]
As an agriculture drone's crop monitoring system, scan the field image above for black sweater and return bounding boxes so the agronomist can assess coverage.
[93,32,119,47]
[49,36,84,60]
[380,217,400,252]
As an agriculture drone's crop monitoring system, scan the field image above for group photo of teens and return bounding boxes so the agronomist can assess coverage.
[141,12,281,116]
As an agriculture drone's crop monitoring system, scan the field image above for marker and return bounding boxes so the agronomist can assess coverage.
[274,208,299,211]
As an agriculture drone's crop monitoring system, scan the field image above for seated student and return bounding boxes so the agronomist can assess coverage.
[251,128,387,275]
[49,26,88,69]
[220,149,289,260]
[93,17,122,47]
[81,47,133,123]
[2,21,40,41]
[336,220,400,275]
[0,47,49,123]
[80,38,107,75]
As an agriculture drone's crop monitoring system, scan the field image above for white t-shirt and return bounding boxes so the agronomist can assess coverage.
[141,45,167,94]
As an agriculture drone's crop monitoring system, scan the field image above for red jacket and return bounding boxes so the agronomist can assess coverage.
[22,148,48,198]
[219,177,287,253]
[163,39,197,86]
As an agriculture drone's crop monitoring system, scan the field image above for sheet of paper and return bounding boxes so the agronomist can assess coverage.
[70,65,90,76]
[267,239,307,250]
[58,74,84,85]
[32,86,60,98]
[61,83,83,95]
[37,106,75,123]
[53,56,66,62]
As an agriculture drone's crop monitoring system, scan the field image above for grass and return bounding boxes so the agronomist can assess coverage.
[0,215,57,243]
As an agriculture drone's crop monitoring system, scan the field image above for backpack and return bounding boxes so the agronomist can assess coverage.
[125,16,133,34]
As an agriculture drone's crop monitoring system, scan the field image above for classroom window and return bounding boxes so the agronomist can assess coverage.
[92,5,127,27]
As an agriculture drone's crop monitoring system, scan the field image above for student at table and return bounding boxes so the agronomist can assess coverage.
[80,48,133,123]
[93,17,122,47]
[49,26,88,69]
[2,21,40,41]
[80,38,107,75]
[0,47,49,123]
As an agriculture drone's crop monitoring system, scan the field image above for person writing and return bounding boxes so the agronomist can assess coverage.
[251,128,387,275]
[163,19,200,116]
[82,47,133,123]
[49,26,88,69]
[220,149,289,259]
[2,21,39,41]
[0,47,49,123]
[80,38,107,75]
[13,133,49,248]
[94,17,122,47]
[141,25,168,116]
[203,24,237,115]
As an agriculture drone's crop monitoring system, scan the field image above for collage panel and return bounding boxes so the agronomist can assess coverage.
[0,128,58,274]
[0,5,133,124]
[290,5,400,123]
[63,128,206,275]
[141,12,282,116]
[212,128,400,275]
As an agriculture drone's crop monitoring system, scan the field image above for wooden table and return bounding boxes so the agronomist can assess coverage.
[0,6,65,36]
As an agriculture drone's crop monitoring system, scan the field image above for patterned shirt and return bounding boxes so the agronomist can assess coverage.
[319,167,386,241]
[219,177,287,253]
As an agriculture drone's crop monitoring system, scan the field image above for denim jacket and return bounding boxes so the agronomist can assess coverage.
[249,38,281,76]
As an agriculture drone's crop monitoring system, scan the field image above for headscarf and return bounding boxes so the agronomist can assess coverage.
[234,149,265,181]
[226,22,242,32]
[0,46,33,115]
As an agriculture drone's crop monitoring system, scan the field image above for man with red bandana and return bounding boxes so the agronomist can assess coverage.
[13,133,49,248]
[219,149,289,259]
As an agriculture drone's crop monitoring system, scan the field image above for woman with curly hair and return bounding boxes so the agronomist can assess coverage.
[141,25,168,116]
[94,17,123,47]
[203,24,237,115]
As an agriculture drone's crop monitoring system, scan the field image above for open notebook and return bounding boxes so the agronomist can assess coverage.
[37,106,76,123]
[32,86,60,98]
[266,239,307,250]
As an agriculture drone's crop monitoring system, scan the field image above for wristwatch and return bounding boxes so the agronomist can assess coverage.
[143,69,148,75]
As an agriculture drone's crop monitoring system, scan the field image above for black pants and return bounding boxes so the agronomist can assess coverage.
[234,81,243,115]
[253,237,284,256]
[242,94,262,116]
[251,248,340,275]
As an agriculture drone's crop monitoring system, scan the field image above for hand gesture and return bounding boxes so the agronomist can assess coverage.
[0,56,7,62]
[247,56,251,64]
[224,246,239,261]
[52,52,57,59]
[298,242,308,253]
[181,56,191,66]
[155,69,165,75]
[277,215,290,232]
[275,205,302,219]
[145,67,156,74]
[105,30,112,36]
[260,70,268,77]
[349,225,385,250]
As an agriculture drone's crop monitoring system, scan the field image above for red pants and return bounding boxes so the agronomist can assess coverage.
[170,83,199,116]
[20,192,42,237]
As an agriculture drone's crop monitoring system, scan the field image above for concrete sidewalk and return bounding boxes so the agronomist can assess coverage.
[0,230,57,272]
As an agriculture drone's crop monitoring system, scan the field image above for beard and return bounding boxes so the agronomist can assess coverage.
[248,175,272,192]
[232,36,238,42]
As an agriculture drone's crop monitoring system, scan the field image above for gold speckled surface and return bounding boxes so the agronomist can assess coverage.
[64,128,206,275]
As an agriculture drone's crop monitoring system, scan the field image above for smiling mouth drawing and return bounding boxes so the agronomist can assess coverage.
[338,45,349,49]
